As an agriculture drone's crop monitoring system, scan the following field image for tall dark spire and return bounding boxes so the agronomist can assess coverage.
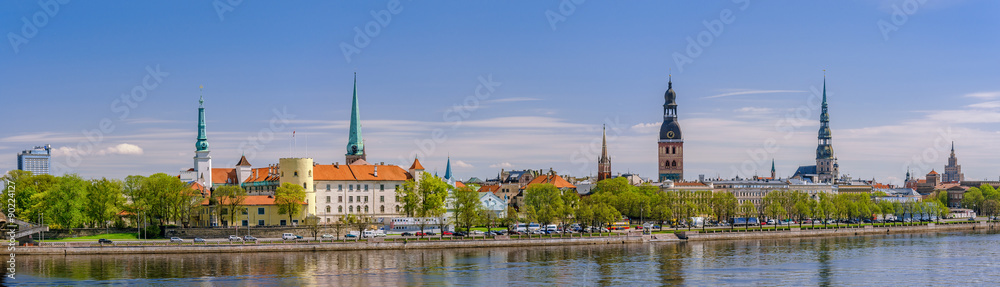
[196,86,209,151]
[346,73,366,164]
[598,124,611,181]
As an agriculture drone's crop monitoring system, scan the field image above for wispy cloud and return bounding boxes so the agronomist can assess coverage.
[964,91,1000,100]
[703,89,805,99]
[489,162,513,168]
[453,160,474,168]
[487,97,541,104]
[967,101,1000,109]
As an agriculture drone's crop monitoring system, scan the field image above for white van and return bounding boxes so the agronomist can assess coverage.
[515,223,528,233]
[282,233,297,240]
[544,224,558,232]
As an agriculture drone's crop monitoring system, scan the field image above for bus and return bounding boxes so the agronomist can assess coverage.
[609,220,630,230]
[732,217,759,226]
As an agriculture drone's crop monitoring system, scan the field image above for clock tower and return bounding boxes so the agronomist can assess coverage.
[658,76,684,182]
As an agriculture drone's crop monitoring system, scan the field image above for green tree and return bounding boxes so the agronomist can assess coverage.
[502,206,520,232]
[524,183,564,228]
[451,187,482,233]
[397,173,449,233]
[981,199,999,219]
[275,182,306,225]
[214,185,248,227]
[794,197,812,227]
[962,188,985,214]
[38,174,89,229]
[85,178,124,229]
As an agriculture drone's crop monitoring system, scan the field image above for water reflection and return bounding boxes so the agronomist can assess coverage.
[10,230,1000,286]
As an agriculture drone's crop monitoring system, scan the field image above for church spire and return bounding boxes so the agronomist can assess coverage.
[196,86,209,151]
[346,73,366,164]
[444,156,452,180]
[598,124,611,181]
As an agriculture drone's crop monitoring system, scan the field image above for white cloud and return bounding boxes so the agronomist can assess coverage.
[453,160,474,168]
[703,89,805,99]
[631,122,659,134]
[487,97,541,104]
[489,162,513,168]
[964,91,1000,99]
[53,143,145,157]
[967,101,1000,109]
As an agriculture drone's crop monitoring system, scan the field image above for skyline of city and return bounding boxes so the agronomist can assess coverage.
[2,1,998,183]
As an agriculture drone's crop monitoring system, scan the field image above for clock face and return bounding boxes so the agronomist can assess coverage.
[666,131,675,139]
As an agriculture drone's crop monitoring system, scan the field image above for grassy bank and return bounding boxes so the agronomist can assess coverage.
[41,233,139,242]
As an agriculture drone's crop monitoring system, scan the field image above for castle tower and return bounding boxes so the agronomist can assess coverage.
[279,158,315,217]
[815,76,839,183]
[658,76,684,182]
[943,142,964,182]
[194,93,213,189]
[346,73,367,165]
[598,125,612,181]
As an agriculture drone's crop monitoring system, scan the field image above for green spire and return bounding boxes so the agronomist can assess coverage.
[195,92,209,151]
[346,73,364,156]
[444,156,452,180]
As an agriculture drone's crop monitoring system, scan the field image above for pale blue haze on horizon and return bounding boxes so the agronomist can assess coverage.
[1,1,998,185]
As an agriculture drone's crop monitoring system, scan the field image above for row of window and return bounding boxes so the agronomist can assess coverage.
[660,146,681,154]
[322,205,397,214]
[325,195,389,203]
[218,207,268,215]
[317,183,401,192]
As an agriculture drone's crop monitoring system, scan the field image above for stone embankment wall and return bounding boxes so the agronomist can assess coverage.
[164,227,320,239]
[680,221,993,241]
[19,235,656,256]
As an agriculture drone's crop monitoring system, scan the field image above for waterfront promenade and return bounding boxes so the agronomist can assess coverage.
[19,221,994,256]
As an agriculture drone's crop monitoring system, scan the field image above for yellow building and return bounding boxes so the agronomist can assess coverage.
[201,195,308,227]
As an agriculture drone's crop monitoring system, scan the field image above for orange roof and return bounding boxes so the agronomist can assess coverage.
[455,181,466,188]
[236,155,251,166]
[917,179,927,183]
[928,170,938,175]
[212,168,238,184]
[409,158,425,170]
[478,185,500,193]
[201,195,305,206]
[313,164,409,181]
[245,167,279,183]
[527,175,576,189]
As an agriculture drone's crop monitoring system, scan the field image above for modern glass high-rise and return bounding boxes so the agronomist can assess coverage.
[17,145,52,175]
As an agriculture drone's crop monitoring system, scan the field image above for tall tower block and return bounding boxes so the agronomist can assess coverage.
[658,76,684,182]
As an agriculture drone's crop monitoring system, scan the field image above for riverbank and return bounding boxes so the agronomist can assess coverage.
[17,233,666,255]
[17,221,996,255]
[680,220,995,241]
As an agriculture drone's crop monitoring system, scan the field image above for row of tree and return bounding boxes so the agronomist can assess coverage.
[1,170,307,233]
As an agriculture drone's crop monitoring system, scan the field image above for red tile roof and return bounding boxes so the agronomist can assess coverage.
[245,167,279,183]
[673,182,708,187]
[927,170,938,175]
[527,175,576,189]
[314,164,409,181]
[455,181,466,188]
[409,158,425,170]
[236,155,252,166]
[212,168,238,184]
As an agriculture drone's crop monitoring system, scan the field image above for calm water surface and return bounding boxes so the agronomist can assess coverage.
[7,230,1000,286]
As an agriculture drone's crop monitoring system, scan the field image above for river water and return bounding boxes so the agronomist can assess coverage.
[7,230,1000,286]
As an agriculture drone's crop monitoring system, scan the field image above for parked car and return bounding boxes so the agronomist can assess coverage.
[98,239,113,244]
[470,230,485,235]
[282,233,297,240]
[401,232,413,236]
[295,235,303,240]
[968,217,977,221]
[322,234,334,239]
[194,238,206,243]
[415,232,426,236]
[228,235,242,242]
[443,231,453,236]
[453,232,467,237]
[170,237,184,243]
[426,232,437,236]
[345,234,357,238]
[243,235,257,242]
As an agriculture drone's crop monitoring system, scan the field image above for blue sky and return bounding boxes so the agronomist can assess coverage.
[2,1,998,185]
